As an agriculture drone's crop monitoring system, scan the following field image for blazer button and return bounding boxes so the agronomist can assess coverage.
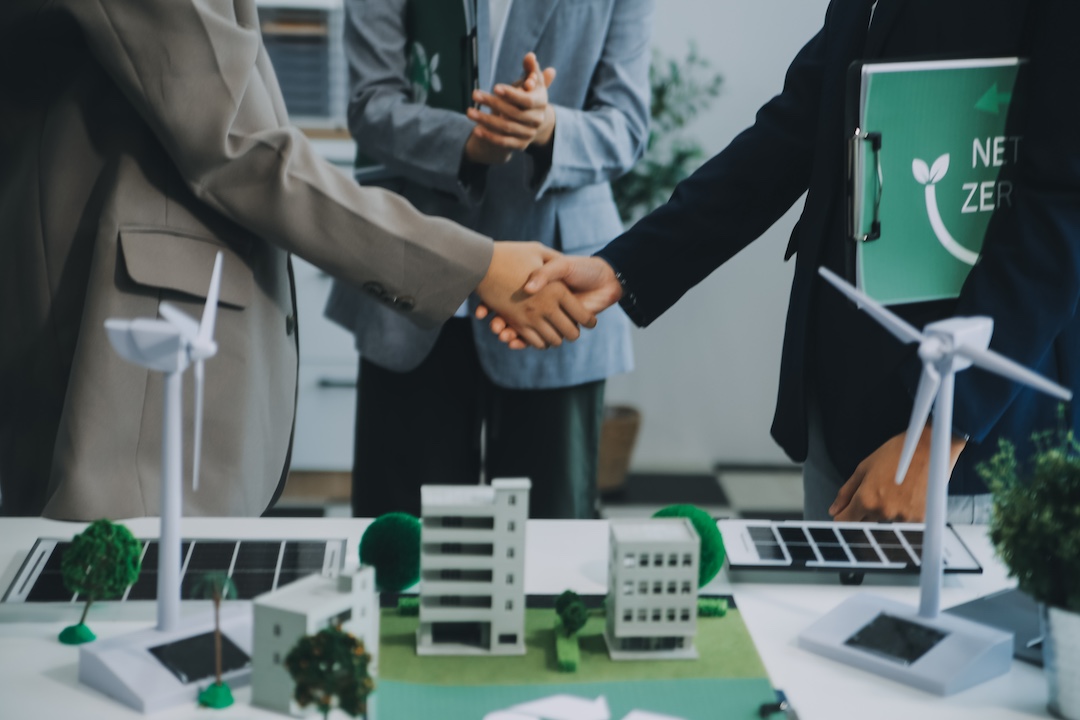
[395,296,416,312]
[285,313,296,336]
[363,281,386,299]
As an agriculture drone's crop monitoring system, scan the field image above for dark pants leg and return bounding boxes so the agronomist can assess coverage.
[484,380,605,520]
[351,319,484,518]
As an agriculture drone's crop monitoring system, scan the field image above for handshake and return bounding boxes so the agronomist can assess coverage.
[474,243,624,350]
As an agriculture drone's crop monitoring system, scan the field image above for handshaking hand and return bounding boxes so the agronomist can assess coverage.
[475,242,598,350]
[477,254,624,350]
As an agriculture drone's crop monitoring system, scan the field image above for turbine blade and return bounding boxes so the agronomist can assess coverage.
[193,360,204,492]
[958,344,1073,402]
[158,302,199,340]
[818,268,924,345]
[896,366,940,485]
[197,252,224,347]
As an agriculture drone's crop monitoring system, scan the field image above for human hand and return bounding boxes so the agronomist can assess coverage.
[466,52,557,152]
[475,241,597,349]
[829,426,966,522]
[477,255,623,349]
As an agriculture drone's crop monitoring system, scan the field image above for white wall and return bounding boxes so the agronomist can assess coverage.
[605,0,831,472]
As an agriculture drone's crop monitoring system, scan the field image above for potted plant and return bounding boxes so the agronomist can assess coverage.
[979,425,1080,719]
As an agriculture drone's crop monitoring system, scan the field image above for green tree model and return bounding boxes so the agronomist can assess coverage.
[59,519,142,644]
[359,512,421,592]
[193,572,238,709]
[285,626,375,720]
[653,504,726,587]
[554,590,589,636]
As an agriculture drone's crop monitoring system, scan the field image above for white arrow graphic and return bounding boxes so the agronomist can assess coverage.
[912,154,979,266]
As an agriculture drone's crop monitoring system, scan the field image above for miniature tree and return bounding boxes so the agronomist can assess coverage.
[285,626,374,720]
[359,512,421,592]
[555,590,589,637]
[59,519,142,644]
[653,505,726,587]
[192,571,238,709]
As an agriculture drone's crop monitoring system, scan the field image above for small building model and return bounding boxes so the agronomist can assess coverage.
[251,567,379,715]
[417,478,530,655]
[604,518,700,660]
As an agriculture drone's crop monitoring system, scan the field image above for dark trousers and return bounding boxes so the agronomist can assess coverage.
[351,319,604,519]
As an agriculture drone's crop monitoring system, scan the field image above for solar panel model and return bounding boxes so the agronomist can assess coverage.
[2,537,347,606]
[720,520,981,577]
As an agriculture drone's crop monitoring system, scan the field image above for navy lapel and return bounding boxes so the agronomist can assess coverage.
[864,0,908,58]
[493,0,564,87]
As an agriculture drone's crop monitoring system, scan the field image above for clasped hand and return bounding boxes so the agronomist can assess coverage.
[465,52,557,165]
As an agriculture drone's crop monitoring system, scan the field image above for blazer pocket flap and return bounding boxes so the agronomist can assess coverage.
[120,229,251,309]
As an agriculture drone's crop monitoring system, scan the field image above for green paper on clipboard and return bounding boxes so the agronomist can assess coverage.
[850,57,1026,305]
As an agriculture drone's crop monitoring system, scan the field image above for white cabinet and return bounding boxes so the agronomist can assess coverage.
[291,254,359,471]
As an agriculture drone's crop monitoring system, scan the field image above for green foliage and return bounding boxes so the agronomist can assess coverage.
[553,617,581,672]
[978,420,1080,612]
[193,572,237,603]
[697,597,729,617]
[397,596,419,616]
[554,589,579,617]
[61,519,142,625]
[652,505,726,587]
[359,512,421,592]
[612,44,723,225]
[554,590,588,636]
[285,627,374,720]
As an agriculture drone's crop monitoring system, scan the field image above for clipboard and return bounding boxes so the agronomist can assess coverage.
[847,57,1026,305]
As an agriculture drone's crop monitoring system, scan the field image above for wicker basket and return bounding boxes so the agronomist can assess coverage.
[597,405,641,495]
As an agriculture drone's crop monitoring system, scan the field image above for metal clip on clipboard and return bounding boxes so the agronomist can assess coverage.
[849,128,883,242]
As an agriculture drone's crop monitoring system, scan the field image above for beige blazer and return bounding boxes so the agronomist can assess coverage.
[0,0,492,520]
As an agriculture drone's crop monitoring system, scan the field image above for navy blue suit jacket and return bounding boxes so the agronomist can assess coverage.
[598,0,1080,493]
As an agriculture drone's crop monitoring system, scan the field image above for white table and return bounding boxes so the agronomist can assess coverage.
[0,518,1051,719]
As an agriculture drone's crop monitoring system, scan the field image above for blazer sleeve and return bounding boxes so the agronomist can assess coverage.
[596,18,830,327]
[531,0,654,198]
[344,0,480,202]
[66,0,492,328]
[950,0,1080,442]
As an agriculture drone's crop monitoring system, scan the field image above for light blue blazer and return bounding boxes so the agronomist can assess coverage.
[324,0,653,389]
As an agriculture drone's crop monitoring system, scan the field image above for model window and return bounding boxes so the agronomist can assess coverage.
[508,520,516,532]
[623,609,633,622]
[652,581,662,595]
[506,573,514,585]
[682,553,692,566]
[652,609,661,622]
[499,633,517,644]
[638,581,648,594]
[667,553,678,566]
[667,581,677,594]
[507,547,515,558]
[623,581,634,595]
[667,608,676,622]
[509,495,517,505]
[638,608,647,622]
[506,600,513,610]
[623,554,637,568]
[681,581,692,594]
[273,624,281,637]
[640,554,649,567]
[680,608,691,621]
[653,553,663,566]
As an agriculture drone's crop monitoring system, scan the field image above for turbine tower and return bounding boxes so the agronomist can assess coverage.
[799,267,1072,695]
[105,252,222,632]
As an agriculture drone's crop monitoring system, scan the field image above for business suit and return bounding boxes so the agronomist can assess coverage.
[598,0,1080,508]
[0,0,492,520]
[325,0,652,517]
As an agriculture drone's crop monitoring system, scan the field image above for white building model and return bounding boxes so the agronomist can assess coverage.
[251,567,379,715]
[604,518,700,660]
[417,478,530,656]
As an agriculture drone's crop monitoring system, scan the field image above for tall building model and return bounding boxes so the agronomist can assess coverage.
[251,567,379,715]
[417,478,530,655]
[604,518,700,660]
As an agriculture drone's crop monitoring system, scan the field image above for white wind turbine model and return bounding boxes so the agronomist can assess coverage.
[104,252,222,632]
[81,253,254,713]
[799,267,1073,696]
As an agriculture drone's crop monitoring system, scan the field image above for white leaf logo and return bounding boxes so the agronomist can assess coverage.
[929,154,950,183]
[913,158,930,185]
